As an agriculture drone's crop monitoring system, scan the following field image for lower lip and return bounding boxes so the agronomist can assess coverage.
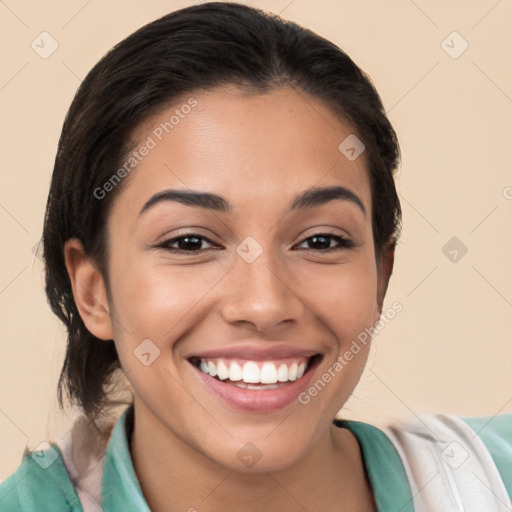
[190,359,320,412]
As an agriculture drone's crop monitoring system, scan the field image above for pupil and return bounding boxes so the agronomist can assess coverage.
[310,235,330,249]
[179,236,201,250]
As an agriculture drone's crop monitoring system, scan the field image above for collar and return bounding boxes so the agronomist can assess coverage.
[101,405,151,511]
[333,418,414,511]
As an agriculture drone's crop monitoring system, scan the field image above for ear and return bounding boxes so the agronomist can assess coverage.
[374,241,395,321]
[64,238,113,341]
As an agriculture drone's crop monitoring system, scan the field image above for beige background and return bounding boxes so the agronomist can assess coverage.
[1,0,511,480]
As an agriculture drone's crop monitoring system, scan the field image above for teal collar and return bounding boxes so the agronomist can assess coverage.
[333,418,414,511]
[101,407,414,511]
[101,405,151,511]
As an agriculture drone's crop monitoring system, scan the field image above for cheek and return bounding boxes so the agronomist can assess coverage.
[106,264,212,411]
[295,256,379,342]
[107,258,230,345]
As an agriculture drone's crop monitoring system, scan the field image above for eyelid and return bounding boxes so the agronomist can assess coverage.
[294,231,356,251]
[154,233,218,253]
[300,225,352,239]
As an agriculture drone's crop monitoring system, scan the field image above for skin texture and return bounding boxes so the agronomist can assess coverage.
[65,85,394,511]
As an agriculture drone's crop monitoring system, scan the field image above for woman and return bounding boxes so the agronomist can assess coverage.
[0,2,510,511]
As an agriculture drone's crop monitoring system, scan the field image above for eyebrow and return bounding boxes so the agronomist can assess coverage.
[138,185,366,217]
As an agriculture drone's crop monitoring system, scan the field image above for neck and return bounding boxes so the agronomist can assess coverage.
[129,401,376,512]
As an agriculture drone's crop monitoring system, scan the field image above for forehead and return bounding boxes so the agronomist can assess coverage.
[113,86,371,217]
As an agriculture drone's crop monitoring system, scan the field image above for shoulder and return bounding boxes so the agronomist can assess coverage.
[0,444,84,511]
[0,407,122,512]
[382,412,512,510]
[460,413,512,498]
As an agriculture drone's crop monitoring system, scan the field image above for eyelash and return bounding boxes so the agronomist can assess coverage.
[156,232,355,254]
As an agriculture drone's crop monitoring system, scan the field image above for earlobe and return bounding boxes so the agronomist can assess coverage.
[64,238,114,341]
[375,241,395,319]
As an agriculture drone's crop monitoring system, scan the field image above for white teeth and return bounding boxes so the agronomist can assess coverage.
[260,362,278,384]
[288,362,298,381]
[242,361,260,383]
[196,357,312,385]
[277,363,289,382]
[229,362,243,381]
[207,361,217,377]
[217,360,230,380]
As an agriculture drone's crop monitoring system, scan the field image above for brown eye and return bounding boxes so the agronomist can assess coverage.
[158,234,217,253]
[295,233,355,251]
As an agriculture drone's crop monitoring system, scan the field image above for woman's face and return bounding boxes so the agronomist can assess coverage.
[89,86,392,471]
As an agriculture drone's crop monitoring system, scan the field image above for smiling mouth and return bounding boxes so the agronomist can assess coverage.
[188,354,323,389]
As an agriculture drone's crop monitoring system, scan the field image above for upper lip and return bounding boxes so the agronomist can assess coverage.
[186,344,321,360]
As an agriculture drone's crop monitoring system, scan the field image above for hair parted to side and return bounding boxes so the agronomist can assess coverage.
[42,1,401,424]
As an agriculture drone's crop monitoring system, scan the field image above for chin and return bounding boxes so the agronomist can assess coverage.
[198,431,315,474]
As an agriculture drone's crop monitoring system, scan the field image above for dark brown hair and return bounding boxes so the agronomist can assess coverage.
[42,1,401,423]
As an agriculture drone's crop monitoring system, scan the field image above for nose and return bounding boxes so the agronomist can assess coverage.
[220,250,306,333]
